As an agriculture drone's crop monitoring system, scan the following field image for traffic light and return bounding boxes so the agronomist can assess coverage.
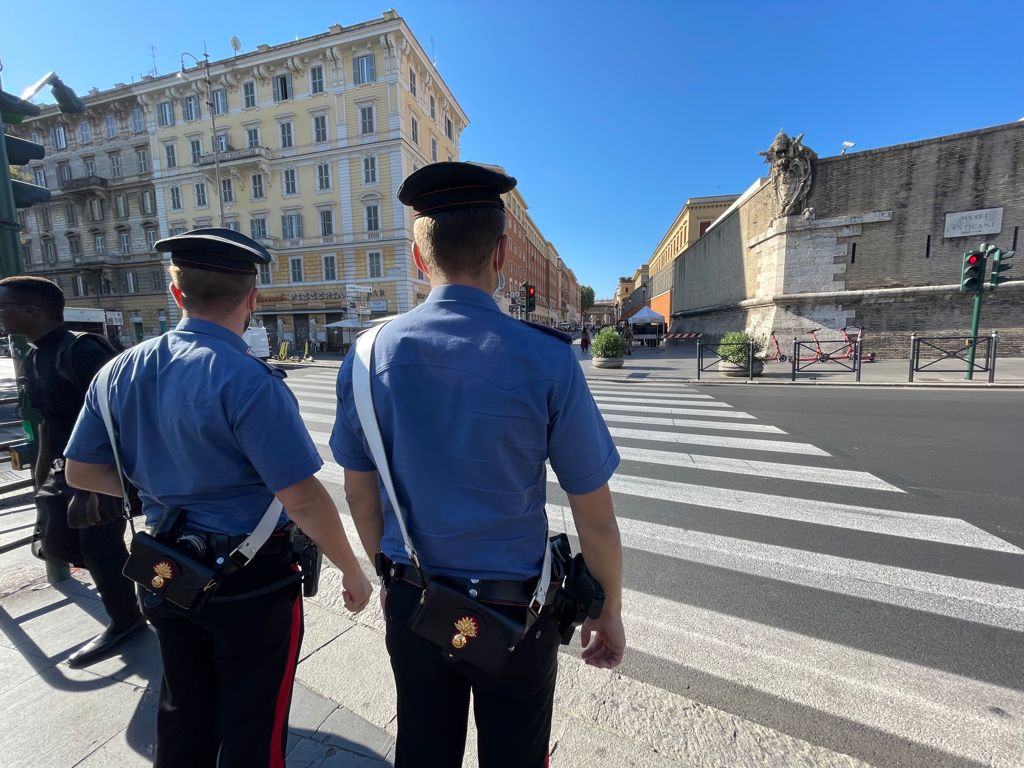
[1,89,46,276]
[525,284,536,313]
[960,250,985,293]
[990,247,1014,289]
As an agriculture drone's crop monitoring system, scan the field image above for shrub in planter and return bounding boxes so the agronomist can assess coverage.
[716,331,766,365]
[590,328,626,359]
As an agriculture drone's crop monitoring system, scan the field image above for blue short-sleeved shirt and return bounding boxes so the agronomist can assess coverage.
[66,318,323,535]
[330,284,619,580]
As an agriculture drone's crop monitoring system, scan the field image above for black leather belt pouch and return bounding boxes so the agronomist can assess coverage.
[409,578,524,677]
[123,531,218,611]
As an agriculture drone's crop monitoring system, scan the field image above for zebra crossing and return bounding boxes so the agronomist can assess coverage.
[283,368,1024,768]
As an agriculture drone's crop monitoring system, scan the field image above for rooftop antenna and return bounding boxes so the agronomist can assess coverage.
[230,36,242,56]
[430,35,437,67]
[149,45,158,76]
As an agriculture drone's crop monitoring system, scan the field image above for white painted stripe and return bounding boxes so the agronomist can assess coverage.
[587,381,692,390]
[614,445,903,492]
[553,467,1018,552]
[600,412,784,434]
[616,588,1024,766]
[588,386,709,398]
[547,503,1024,629]
[608,427,829,456]
[592,395,728,407]
[594,395,749,410]
[287,383,338,395]
[597,400,754,418]
[302,410,336,424]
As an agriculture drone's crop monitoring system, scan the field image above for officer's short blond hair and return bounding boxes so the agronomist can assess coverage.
[414,207,505,279]
[169,264,256,316]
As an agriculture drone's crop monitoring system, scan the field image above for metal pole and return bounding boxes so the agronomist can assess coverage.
[965,288,983,380]
[989,331,998,384]
[204,54,225,227]
[908,335,916,383]
[791,338,797,382]
[696,340,702,381]
[854,339,862,382]
[747,340,753,382]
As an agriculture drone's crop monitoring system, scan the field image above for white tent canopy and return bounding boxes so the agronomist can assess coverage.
[325,319,365,329]
[627,307,665,324]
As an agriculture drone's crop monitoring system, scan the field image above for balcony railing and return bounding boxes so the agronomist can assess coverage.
[197,146,271,167]
[60,175,109,193]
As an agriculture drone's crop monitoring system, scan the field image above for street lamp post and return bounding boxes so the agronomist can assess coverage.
[179,51,224,227]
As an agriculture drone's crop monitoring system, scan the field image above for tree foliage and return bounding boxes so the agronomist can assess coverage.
[580,285,595,314]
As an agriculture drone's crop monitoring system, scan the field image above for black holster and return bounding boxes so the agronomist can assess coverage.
[549,533,605,644]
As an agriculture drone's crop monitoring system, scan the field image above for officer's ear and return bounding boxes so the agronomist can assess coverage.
[169,283,186,310]
[412,242,430,277]
[494,234,508,273]
[246,286,259,312]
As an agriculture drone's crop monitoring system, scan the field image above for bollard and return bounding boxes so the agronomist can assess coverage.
[791,338,797,382]
[908,335,916,383]
[988,331,998,384]
[747,341,753,382]
[45,558,72,584]
[855,340,862,383]
[696,340,702,381]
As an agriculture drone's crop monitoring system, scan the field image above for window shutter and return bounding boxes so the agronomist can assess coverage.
[286,74,293,98]
[272,77,281,102]
[368,55,375,82]
[296,215,303,238]
[281,215,288,238]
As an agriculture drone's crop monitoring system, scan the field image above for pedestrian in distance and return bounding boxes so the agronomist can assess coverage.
[331,162,626,768]
[0,275,144,668]
[623,323,633,355]
[580,325,591,354]
[64,228,373,768]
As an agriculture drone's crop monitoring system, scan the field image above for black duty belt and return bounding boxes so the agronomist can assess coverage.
[180,528,294,560]
[388,561,560,608]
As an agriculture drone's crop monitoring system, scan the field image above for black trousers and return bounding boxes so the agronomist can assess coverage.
[385,579,562,768]
[140,555,304,768]
[37,486,139,628]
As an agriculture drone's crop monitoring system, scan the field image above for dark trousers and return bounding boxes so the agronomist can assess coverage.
[141,556,304,768]
[384,579,561,768]
[37,490,139,628]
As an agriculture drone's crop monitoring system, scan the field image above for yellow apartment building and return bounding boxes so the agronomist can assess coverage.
[139,11,466,350]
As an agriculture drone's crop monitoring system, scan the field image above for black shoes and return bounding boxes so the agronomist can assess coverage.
[67,615,147,669]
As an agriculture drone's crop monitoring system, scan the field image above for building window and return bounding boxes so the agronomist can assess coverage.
[88,198,105,221]
[258,262,271,285]
[212,88,227,116]
[79,121,91,144]
[157,101,174,127]
[182,95,199,121]
[363,156,377,183]
[132,107,144,132]
[367,251,382,278]
[323,253,337,281]
[250,217,268,240]
[68,234,81,258]
[43,238,57,263]
[194,181,207,207]
[360,105,374,134]
[33,168,47,188]
[354,54,375,85]
[319,208,334,237]
[109,153,122,177]
[170,225,186,236]
[94,233,106,255]
[365,205,379,233]
[22,242,33,266]
[316,163,331,191]
[246,127,260,148]
[289,256,304,282]
[57,162,72,184]
[189,138,202,164]
[313,114,328,143]
[141,190,154,215]
[105,114,118,138]
[220,178,234,204]
[145,227,157,251]
[429,95,435,120]
[411,116,418,145]
[273,73,292,102]
[283,168,297,195]
[310,65,325,94]
[409,69,416,96]
[65,203,77,225]
[431,137,437,163]
[126,271,138,293]
[699,220,712,237]
[281,213,303,240]
[83,156,95,176]
[243,81,256,108]
[170,186,182,210]
[73,275,86,297]
[279,121,293,149]
[120,231,132,256]
[445,116,454,140]
[164,143,177,169]
[136,147,149,173]
[51,125,67,150]
[214,132,228,152]
[251,174,265,200]
[115,194,128,218]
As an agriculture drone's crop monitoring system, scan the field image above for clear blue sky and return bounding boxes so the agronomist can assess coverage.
[5,1,1023,297]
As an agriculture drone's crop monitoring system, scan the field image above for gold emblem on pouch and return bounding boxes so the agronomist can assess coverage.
[151,560,174,589]
[451,616,480,649]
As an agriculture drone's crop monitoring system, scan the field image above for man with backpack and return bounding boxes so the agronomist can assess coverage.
[0,276,144,667]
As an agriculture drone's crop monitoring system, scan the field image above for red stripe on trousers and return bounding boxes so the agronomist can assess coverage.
[270,594,302,768]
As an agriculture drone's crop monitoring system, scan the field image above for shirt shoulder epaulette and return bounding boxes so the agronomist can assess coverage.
[519,320,572,344]
[241,348,286,379]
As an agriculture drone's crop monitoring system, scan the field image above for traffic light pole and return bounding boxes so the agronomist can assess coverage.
[965,286,983,381]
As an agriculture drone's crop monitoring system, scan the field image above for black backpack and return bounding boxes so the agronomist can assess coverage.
[53,332,120,390]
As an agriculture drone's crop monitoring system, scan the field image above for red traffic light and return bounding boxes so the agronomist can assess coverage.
[527,286,536,296]
[966,253,980,265]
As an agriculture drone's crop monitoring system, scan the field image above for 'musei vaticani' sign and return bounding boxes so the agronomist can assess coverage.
[944,208,1003,238]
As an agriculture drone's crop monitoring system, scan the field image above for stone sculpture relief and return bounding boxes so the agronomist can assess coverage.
[759,130,818,218]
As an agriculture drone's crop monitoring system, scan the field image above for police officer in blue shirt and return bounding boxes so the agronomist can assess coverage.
[64,228,372,768]
[332,162,627,768]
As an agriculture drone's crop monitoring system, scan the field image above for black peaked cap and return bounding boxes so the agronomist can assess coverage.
[398,161,516,217]
[155,227,272,275]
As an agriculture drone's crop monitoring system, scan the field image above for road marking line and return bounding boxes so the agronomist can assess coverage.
[600,412,784,433]
[596,400,754,418]
[594,395,751,410]
[608,426,829,456]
